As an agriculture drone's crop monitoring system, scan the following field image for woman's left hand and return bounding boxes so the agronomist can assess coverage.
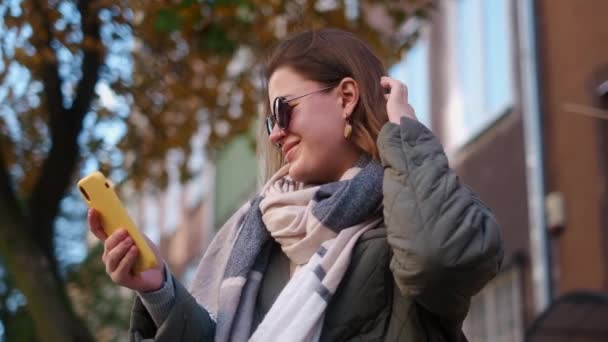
[380,76,417,124]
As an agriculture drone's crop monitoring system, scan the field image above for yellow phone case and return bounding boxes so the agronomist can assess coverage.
[77,171,158,273]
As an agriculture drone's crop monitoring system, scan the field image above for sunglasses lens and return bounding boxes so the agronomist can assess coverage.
[277,98,291,130]
[268,97,292,135]
[265,116,274,135]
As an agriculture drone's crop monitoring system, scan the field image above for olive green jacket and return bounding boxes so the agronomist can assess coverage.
[130,117,504,341]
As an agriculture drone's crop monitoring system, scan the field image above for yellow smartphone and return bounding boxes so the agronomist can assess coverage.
[77,171,158,273]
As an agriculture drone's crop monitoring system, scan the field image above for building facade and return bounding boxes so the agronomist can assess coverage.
[390,0,608,340]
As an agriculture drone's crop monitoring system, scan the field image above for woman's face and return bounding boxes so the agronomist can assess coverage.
[267,66,360,184]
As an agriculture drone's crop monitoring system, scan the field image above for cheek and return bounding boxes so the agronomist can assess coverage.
[299,122,345,167]
[297,119,343,154]
[293,100,343,136]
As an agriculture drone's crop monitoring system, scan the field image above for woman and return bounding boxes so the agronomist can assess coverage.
[89,28,503,341]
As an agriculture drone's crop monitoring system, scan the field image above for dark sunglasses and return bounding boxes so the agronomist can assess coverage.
[265,85,336,135]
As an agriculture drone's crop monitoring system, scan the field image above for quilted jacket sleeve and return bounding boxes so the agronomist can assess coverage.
[129,274,215,341]
[377,117,504,318]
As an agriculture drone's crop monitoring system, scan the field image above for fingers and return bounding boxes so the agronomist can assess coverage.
[380,76,404,90]
[381,76,417,123]
[102,229,129,265]
[111,246,139,283]
[88,209,108,241]
[380,76,394,88]
[104,233,134,273]
[380,76,408,102]
[105,228,129,251]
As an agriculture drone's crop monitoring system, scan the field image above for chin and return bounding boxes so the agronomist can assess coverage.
[288,162,328,185]
[288,161,314,184]
[287,165,306,183]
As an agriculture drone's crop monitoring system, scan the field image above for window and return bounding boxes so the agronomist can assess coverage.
[390,35,431,128]
[463,265,524,342]
[452,0,514,145]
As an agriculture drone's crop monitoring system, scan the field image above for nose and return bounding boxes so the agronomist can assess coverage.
[268,123,286,146]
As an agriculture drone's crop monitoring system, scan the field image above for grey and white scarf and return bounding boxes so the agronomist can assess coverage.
[190,157,384,341]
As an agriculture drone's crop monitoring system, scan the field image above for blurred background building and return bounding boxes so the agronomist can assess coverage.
[128,123,258,285]
[393,0,608,341]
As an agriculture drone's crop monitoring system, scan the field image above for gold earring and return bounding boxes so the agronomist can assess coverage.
[344,119,353,139]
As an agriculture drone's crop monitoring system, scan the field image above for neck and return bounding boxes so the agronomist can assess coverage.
[331,149,364,182]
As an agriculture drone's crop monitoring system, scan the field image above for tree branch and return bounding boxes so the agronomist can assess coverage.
[0,133,22,218]
[30,0,64,129]
[27,0,103,269]
[1,129,95,341]
[0,201,95,341]
[0,2,101,340]
[70,0,104,126]
[0,137,28,289]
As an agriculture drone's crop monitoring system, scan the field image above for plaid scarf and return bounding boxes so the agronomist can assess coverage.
[189,157,384,341]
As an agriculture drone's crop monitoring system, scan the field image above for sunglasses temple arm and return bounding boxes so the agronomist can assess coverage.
[286,85,336,103]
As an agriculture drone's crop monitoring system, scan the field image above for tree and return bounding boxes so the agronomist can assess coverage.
[0,0,432,340]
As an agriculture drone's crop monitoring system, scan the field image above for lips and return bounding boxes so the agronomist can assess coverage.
[282,141,300,162]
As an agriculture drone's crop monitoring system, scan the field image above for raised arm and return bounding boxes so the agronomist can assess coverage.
[378,117,503,318]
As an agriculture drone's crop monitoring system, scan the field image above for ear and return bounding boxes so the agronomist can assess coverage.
[337,77,359,120]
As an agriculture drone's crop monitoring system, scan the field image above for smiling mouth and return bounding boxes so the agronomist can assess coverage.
[284,142,299,161]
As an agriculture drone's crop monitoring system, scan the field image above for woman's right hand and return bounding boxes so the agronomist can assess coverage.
[87,208,165,293]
